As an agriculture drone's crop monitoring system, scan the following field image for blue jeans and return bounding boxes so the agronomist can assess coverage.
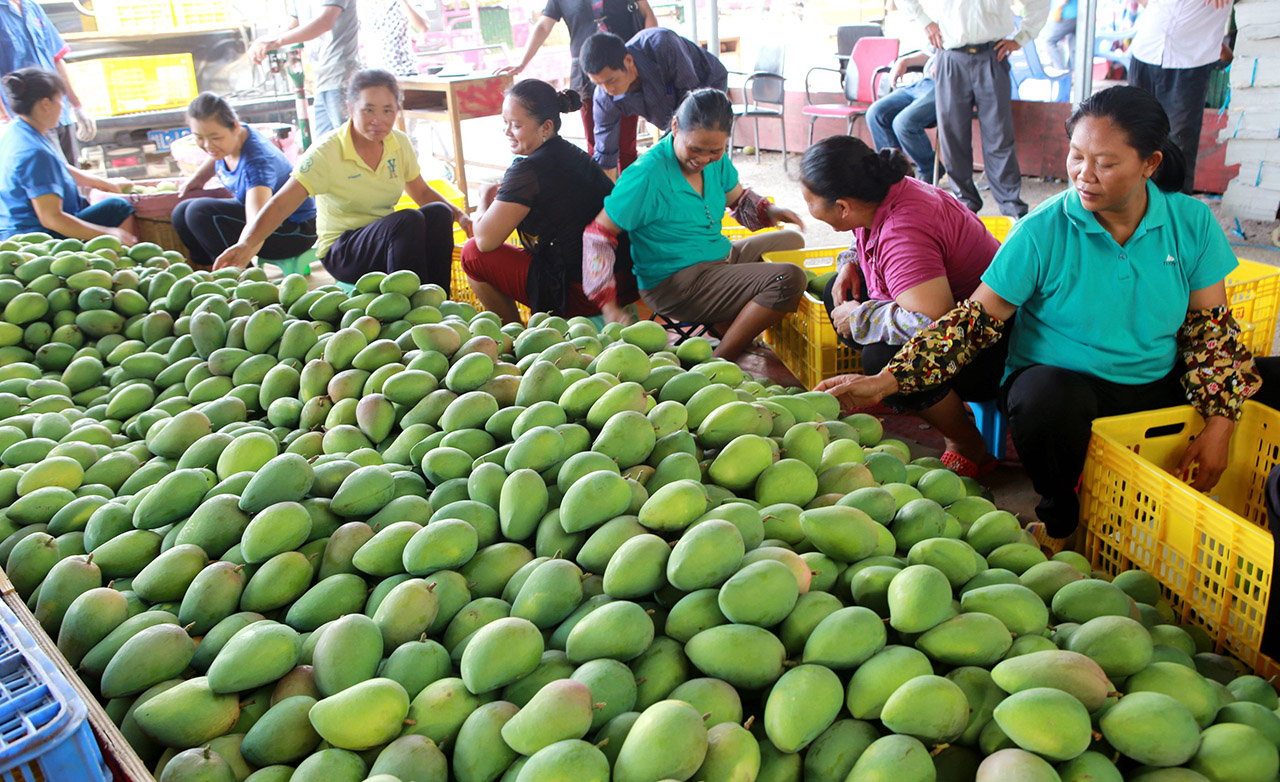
[866,79,937,183]
[312,89,348,138]
[47,197,134,239]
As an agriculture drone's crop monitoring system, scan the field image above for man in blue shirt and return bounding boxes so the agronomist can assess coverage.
[0,0,97,162]
[580,28,727,176]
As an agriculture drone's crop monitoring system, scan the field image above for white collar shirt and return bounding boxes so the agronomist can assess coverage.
[1130,0,1232,69]
[896,0,1051,48]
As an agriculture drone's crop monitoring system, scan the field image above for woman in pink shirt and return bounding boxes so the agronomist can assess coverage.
[799,135,1008,476]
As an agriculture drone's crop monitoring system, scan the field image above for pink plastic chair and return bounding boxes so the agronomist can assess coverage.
[802,36,901,145]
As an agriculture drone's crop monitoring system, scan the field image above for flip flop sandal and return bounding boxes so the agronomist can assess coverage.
[941,451,999,478]
[941,450,980,478]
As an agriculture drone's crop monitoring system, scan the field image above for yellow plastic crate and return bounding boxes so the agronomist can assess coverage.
[1239,318,1264,360]
[761,247,862,389]
[721,213,781,241]
[397,179,470,243]
[67,54,197,117]
[1226,259,1279,358]
[449,249,531,321]
[88,0,174,31]
[172,0,231,26]
[759,216,1013,389]
[1081,401,1280,677]
[980,215,1013,243]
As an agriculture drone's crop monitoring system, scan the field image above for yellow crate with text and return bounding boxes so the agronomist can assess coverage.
[66,54,197,117]
[1226,259,1279,358]
[761,247,862,389]
[1080,401,1280,677]
[449,248,531,320]
[172,0,232,26]
[86,0,174,32]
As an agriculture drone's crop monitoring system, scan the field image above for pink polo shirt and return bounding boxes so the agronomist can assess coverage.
[852,177,999,303]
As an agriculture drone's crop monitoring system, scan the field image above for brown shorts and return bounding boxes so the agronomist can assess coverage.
[640,230,806,323]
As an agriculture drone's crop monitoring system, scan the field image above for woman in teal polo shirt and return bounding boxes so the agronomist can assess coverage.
[817,86,1263,544]
[582,88,807,361]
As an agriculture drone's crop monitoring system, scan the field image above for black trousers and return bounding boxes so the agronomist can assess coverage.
[323,202,454,293]
[1000,364,1187,537]
[172,198,317,268]
[822,275,1008,411]
[1251,356,1280,411]
[1129,58,1217,194]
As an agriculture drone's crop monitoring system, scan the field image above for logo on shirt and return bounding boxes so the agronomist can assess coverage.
[299,158,313,174]
[387,158,397,178]
[348,173,361,179]
[1165,254,1177,265]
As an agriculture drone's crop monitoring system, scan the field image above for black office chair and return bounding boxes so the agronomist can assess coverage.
[729,42,788,170]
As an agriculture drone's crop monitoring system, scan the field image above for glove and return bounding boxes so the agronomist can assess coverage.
[73,106,97,142]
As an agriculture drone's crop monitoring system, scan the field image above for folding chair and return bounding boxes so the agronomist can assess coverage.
[650,312,721,345]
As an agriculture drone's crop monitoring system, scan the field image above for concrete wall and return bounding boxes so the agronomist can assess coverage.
[730,89,1238,194]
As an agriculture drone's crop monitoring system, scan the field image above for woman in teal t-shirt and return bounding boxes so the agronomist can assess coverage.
[817,86,1263,545]
[580,88,807,361]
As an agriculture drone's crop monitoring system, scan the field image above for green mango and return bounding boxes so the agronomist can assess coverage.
[313,613,383,697]
[207,621,302,694]
[133,677,241,749]
[500,679,594,755]
[309,677,410,750]
[612,699,709,782]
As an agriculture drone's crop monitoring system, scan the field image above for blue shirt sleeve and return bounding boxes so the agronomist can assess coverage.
[43,7,68,58]
[1185,200,1238,292]
[592,87,621,169]
[17,147,69,201]
[981,220,1044,308]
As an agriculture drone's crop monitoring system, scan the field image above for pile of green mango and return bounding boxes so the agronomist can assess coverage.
[1,228,1279,782]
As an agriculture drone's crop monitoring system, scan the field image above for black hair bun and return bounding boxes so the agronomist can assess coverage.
[557,89,583,114]
[1,73,26,98]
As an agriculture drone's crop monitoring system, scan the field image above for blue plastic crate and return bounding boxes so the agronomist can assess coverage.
[0,604,110,782]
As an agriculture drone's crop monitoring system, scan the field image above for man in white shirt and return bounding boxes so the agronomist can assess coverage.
[1128,0,1232,193]
[895,0,1049,217]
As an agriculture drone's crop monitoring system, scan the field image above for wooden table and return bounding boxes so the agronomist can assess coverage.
[399,73,513,210]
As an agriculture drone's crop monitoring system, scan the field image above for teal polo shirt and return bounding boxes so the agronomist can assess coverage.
[982,180,1237,385]
[603,135,738,290]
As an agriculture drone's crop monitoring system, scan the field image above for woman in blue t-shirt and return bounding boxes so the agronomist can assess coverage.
[817,86,1265,544]
[0,68,136,242]
[172,93,317,268]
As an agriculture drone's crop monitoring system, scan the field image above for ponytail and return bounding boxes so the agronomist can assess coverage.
[507,79,580,134]
[800,135,911,204]
[1151,137,1187,194]
[1067,85,1186,193]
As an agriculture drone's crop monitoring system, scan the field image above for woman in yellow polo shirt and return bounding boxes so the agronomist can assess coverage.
[214,69,468,289]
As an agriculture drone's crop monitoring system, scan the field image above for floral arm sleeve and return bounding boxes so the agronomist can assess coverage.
[884,300,1009,393]
[582,221,619,307]
[1177,306,1262,421]
[728,187,775,232]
